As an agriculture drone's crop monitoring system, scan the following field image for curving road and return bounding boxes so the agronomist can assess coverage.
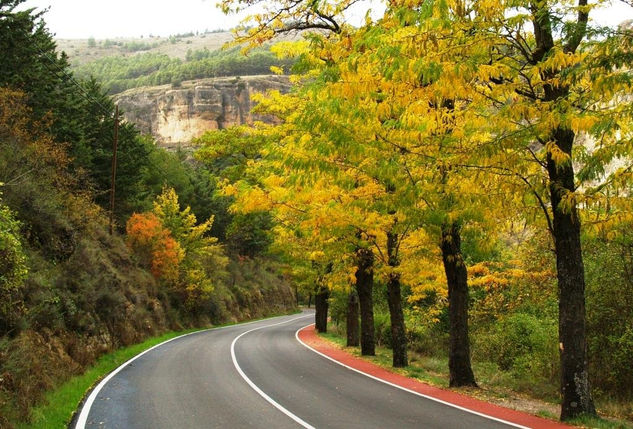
[75,311,521,428]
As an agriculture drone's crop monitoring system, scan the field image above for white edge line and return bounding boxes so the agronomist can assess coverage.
[75,314,302,429]
[231,315,315,429]
[295,323,531,429]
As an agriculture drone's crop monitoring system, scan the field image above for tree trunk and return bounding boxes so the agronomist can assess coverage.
[346,290,360,347]
[355,247,375,356]
[441,223,477,387]
[314,286,329,333]
[307,293,312,308]
[387,231,407,367]
[546,126,596,420]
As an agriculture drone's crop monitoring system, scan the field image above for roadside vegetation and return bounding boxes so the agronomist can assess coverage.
[208,0,633,425]
[318,327,633,428]
[1,0,632,427]
[0,2,295,427]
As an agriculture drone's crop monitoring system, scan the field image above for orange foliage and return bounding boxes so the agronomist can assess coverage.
[151,236,181,282]
[126,213,183,282]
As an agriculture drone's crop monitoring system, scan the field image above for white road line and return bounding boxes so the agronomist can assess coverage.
[74,314,302,429]
[231,315,316,429]
[295,323,531,429]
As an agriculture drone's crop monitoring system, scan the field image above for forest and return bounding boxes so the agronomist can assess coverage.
[0,0,632,427]
[0,1,295,426]
[72,45,295,94]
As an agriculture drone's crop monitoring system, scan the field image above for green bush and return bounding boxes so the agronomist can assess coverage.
[374,310,392,348]
[0,199,27,333]
[226,212,273,257]
[327,287,349,327]
[611,327,633,390]
[584,233,633,398]
[473,313,558,381]
[406,322,449,357]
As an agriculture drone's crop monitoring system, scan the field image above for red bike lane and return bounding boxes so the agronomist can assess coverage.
[297,324,572,429]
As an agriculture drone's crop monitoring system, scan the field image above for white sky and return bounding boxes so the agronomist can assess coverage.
[20,0,633,40]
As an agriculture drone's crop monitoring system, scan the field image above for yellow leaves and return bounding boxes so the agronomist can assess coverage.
[270,65,284,75]
[541,49,586,73]
[545,141,571,166]
[558,189,578,215]
[271,40,311,59]
[468,262,490,277]
[299,133,312,145]
[239,187,274,213]
[570,115,599,134]
[309,250,326,261]
[476,63,509,84]
[221,182,238,197]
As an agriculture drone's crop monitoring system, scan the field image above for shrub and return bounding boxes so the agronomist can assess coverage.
[584,232,633,398]
[473,313,558,381]
[0,199,27,334]
[373,310,392,348]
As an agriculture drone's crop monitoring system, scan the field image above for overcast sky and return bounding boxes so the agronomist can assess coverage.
[20,0,633,40]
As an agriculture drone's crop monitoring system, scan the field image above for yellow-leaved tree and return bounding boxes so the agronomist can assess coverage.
[219,0,633,419]
[127,187,227,311]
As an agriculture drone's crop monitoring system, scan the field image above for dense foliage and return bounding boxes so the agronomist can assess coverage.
[0,2,295,426]
[213,0,633,422]
[1,0,632,425]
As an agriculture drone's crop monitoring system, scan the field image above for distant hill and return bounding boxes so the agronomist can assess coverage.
[57,32,296,95]
[57,31,236,65]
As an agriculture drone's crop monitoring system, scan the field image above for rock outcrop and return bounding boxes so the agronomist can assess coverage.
[115,75,291,149]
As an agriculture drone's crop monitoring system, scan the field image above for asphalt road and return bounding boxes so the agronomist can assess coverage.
[76,310,519,428]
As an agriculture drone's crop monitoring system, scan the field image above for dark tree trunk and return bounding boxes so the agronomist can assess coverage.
[314,287,329,333]
[346,290,360,347]
[387,231,407,367]
[546,126,596,420]
[531,1,595,416]
[307,293,312,308]
[355,247,375,356]
[441,223,477,387]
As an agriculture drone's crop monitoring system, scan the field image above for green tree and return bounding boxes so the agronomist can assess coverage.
[0,191,27,334]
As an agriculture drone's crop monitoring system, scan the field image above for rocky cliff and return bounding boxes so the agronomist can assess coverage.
[115,75,291,149]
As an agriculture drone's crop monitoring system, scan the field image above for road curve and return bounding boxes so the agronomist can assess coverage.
[77,310,520,428]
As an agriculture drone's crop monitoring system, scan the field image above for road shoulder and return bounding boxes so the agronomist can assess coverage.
[297,324,571,429]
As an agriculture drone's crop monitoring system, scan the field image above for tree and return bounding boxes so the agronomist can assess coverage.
[127,187,227,311]
[225,212,273,257]
[126,212,183,283]
[0,3,155,226]
[221,0,633,409]
[0,192,27,334]
[448,1,633,418]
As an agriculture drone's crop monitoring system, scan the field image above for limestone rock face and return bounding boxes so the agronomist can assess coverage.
[115,75,291,149]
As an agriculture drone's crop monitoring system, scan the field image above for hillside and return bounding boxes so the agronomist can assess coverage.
[56,31,236,65]
[115,75,291,149]
[57,32,296,95]
[0,8,298,427]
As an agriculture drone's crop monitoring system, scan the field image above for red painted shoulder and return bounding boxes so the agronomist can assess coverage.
[297,324,571,429]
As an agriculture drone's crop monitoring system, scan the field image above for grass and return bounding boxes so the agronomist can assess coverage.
[568,415,633,429]
[17,310,301,429]
[319,325,633,429]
